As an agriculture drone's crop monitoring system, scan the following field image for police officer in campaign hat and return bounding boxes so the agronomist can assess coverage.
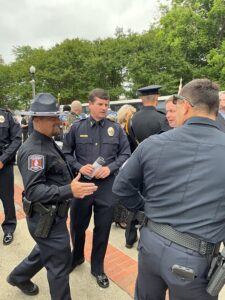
[125,85,170,248]
[7,93,98,299]
[113,79,225,300]
[63,88,130,288]
[0,107,21,245]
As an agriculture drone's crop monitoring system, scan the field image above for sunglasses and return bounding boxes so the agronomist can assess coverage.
[172,94,195,107]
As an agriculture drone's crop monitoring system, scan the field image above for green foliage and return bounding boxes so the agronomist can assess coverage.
[1,0,225,109]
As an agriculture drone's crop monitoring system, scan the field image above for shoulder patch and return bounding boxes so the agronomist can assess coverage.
[28,154,45,172]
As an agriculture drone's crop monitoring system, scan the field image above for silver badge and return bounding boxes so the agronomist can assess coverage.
[107,127,115,136]
[0,115,5,123]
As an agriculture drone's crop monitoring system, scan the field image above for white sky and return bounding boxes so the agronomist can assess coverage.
[0,0,167,64]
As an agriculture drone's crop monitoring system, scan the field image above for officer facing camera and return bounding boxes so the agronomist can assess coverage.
[0,107,21,245]
[7,93,97,299]
[63,88,130,288]
[113,79,225,300]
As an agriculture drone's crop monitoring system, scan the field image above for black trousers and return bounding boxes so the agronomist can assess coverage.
[22,130,28,143]
[0,164,16,233]
[70,176,115,274]
[10,213,72,300]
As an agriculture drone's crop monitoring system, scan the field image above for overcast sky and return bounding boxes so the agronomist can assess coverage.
[0,0,166,64]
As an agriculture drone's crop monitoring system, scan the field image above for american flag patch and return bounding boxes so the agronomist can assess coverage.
[28,154,44,172]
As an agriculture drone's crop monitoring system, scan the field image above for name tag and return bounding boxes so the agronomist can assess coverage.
[80,134,88,138]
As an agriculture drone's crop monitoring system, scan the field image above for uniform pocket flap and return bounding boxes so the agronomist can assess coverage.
[102,138,119,144]
[76,137,92,144]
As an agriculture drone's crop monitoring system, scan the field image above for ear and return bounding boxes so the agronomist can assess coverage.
[183,100,192,116]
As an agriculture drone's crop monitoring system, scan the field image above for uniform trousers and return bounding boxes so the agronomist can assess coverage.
[0,164,16,233]
[10,213,72,300]
[135,226,217,300]
[70,175,115,275]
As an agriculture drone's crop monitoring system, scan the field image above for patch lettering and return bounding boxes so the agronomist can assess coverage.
[28,155,45,172]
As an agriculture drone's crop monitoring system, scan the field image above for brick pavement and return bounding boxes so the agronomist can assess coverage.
[0,184,170,299]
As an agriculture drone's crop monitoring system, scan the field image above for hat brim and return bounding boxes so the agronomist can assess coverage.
[18,111,61,117]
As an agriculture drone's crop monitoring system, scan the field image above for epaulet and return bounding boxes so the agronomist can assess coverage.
[80,116,87,121]
[157,109,166,115]
[72,117,87,126]
[106,118,116,123]
[0,108,12,114]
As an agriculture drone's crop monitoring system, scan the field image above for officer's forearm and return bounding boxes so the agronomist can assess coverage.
[117,195,144,212]
[73,162,83,173]
[108,155,129,173]
[0,138,21,164]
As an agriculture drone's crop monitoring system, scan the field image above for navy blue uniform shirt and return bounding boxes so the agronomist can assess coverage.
[113,117,225,243]
[63,117,131,174]
[17,130,73,204]
[130,106,170,143]
[0,108,22,164]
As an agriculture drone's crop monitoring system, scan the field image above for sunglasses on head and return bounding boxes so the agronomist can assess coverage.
[172,94,195,107]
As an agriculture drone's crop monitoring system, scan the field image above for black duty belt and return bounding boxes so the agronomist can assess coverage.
[147,219,216,256]
[32,203,54,214]
[32,201,69,218]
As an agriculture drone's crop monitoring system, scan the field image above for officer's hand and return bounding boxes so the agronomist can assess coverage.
[71,173,98,198]
[79,164,94,176]
[94,166,110,179]
[0,161,4,170]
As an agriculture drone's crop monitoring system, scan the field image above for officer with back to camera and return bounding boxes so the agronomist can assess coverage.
[0,106,21,245]
[128,85,170,145]
[7,93,98,300]
[63,88,130,288]
[125,85,170,249]
[113,79,225,300]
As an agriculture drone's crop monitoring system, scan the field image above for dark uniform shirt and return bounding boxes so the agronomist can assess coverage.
[0,108,22,164]
[63,117,131,174]
[21,117,28,133]
[28,117,34,135]
[130,106,170,143]
[216,112,225,133]
[113,117,225,244]
[17,130,73,204]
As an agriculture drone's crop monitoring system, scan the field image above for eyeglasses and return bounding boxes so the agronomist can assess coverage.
[172,94,195,107]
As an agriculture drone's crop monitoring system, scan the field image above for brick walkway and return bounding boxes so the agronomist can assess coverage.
[0,184,169,299]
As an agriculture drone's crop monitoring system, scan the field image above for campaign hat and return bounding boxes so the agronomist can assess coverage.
[27,93,60,116]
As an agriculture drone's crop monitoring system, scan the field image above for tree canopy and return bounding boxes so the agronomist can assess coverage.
[1,0,225,109]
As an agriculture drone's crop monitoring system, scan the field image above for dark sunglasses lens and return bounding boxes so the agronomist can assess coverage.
[172,95,178,105]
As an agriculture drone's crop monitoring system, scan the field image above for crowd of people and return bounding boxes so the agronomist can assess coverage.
[1,80,225,300]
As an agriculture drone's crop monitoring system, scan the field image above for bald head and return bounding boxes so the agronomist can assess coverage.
[71,100,82,115]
